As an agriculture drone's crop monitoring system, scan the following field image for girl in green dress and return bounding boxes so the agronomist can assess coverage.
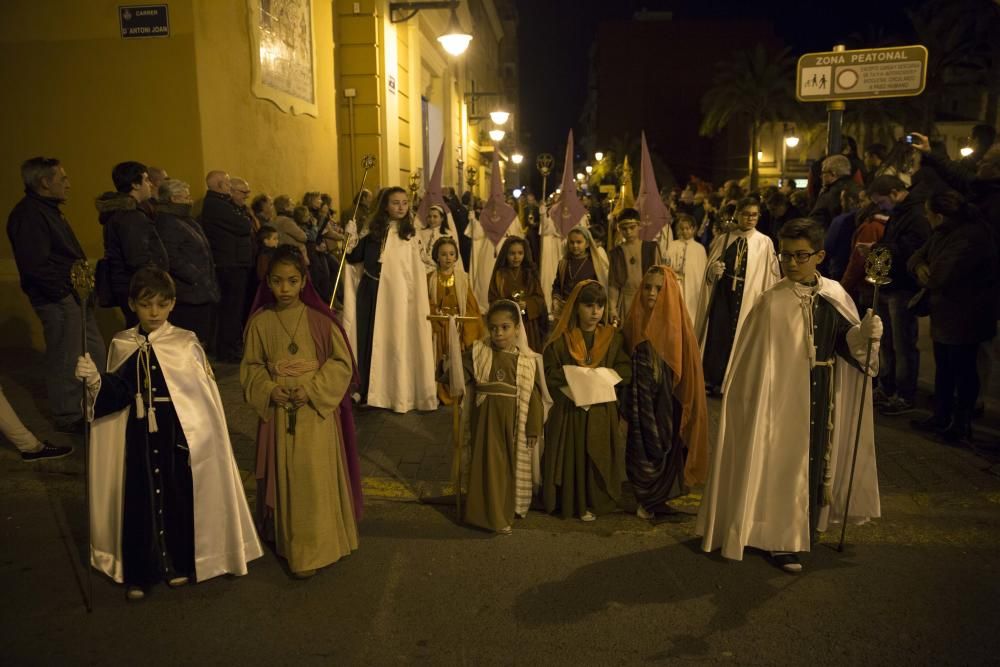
[542,280,632,521]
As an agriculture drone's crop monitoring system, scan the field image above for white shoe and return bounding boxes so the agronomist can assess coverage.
[636,506,653,520]
[580,511,596,522]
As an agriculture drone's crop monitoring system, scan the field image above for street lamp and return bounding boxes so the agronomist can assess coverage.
[960,146,974,157]
[585,165,593,174]
[576,172,585,181]
[594,151,604,161]
[511,153,524,165]
[489,110,510,125]
[757,151,764,161]
[489,129,505,142]
[390,2,472,56]
[513,188,522,199]
[785,135,800,148]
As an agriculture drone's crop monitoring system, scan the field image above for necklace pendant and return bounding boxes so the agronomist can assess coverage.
[288,342,299,355]
[629,256,637,265]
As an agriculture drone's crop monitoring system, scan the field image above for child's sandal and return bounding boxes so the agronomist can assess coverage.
[497,526,513,535]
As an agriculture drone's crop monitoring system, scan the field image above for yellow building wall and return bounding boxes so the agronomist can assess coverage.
[0,0,204,348]
[0,0,341,350]
[191,1,340,204]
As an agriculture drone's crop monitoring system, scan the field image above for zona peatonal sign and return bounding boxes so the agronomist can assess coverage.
[796,45,927,102]
[118,5,170,39]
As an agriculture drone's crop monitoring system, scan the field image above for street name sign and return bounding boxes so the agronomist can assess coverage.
[796,45,927,102]
[119,5,170,39]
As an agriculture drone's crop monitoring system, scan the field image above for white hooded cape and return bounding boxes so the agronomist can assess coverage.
[88,323,263,583]
[695,278,881,560]
[694,228,780,380]
[342,224,438,412]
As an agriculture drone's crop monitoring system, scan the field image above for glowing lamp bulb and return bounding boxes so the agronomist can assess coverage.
[785,136,800,148]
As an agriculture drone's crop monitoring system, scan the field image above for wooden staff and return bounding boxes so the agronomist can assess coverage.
[427,313,481,518]
[69,259,95,613]
[838,247,891,552]
[330,154,377,310]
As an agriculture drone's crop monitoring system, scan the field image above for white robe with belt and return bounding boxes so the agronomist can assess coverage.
[88,324,263,583]
[695,278,881,560]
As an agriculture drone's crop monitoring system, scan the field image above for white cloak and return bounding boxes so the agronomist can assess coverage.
[366,227,438,412]
[416,210,464,273]
[88,323,263,583]
[539,206,563,312]
[694,229,780,381]
[696,278,881,560]
[465,212,514,313]
[665,239,708,326]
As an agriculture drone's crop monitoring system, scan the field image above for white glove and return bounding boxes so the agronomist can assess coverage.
[846,309,882,376]
[858,308,883,341]
[709,261,725,280]
[75,353,101,388]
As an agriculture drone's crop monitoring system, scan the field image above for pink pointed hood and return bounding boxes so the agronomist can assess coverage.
[479,150,517,247]
[637,131,671,241]
[416,143,450,223]
[547,129,587,236]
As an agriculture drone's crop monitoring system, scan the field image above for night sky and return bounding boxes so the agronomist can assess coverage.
[514,0,927,175]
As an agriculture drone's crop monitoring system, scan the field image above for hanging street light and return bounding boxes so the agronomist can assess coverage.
[585,165,593,174]
[785,135,800,148]
[594,151,604,161]
[489,128,506,142]
[511,152,524,165]
[489,110,510,125]
[436,3,472,56]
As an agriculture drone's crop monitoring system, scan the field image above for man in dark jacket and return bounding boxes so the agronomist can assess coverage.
[809,155,854,229]
[96,161,168,327]
[7,157,107,439]
[200,170,254,362]
[868,175,931,415]
[155,178,219,344]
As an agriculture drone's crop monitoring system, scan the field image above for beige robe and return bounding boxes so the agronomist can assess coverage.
[241,302,359,572]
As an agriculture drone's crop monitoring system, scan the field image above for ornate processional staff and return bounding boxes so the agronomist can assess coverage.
[838,246,891,552]
[331,154,378,310]
[69,259,95,613]
[536,153,553,202]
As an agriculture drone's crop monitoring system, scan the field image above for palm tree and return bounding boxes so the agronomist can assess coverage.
[699,44,799,191]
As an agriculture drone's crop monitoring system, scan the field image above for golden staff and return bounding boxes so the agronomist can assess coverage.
[536,153,553,202]
[69,259,95,613]
[838,246,891,552]
[330,154,377,310]
[426,313,480,518]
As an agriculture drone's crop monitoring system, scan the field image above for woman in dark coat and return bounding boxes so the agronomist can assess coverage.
[154,179,219,342]
[908,190,997,443]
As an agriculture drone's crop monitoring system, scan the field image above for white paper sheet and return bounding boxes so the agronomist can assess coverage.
[560,366,622,409]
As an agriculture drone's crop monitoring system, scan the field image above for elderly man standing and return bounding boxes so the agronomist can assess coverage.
[809,155,854,229]
[7,157,107,437]
[201,170,254,362]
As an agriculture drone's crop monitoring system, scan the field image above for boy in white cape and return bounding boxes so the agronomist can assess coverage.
[696,218,882,573]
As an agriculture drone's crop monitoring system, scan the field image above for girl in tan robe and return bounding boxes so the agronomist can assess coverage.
[242,245,360,578]
[428,237,483,405]
[455,300,548,533]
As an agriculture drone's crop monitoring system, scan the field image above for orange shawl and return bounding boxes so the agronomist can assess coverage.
[621,265,709,486]
[545,279,615,367]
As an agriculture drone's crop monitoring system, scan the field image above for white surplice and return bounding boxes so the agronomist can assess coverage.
[88,324,263,583]
[696,278,881,560]
[665,238,708,325]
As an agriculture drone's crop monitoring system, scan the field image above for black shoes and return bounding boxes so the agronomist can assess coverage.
[22,441,74,462]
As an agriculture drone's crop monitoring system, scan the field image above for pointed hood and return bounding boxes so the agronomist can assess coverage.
[416,143,450,223]
[479,151,517,247]
[611,155,635,219]
[547,129,587,236]
[637,131,671,241]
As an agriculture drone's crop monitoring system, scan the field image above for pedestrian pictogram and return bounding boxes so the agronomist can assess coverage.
[796,45,927,102]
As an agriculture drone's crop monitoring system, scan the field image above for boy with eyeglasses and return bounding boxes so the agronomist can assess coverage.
[697,218,882,574]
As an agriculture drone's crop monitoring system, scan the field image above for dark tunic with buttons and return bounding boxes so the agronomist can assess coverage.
[702,237,748,387]
[808,296,863,537]
[345,232,384,401]
[94,342,195,587]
